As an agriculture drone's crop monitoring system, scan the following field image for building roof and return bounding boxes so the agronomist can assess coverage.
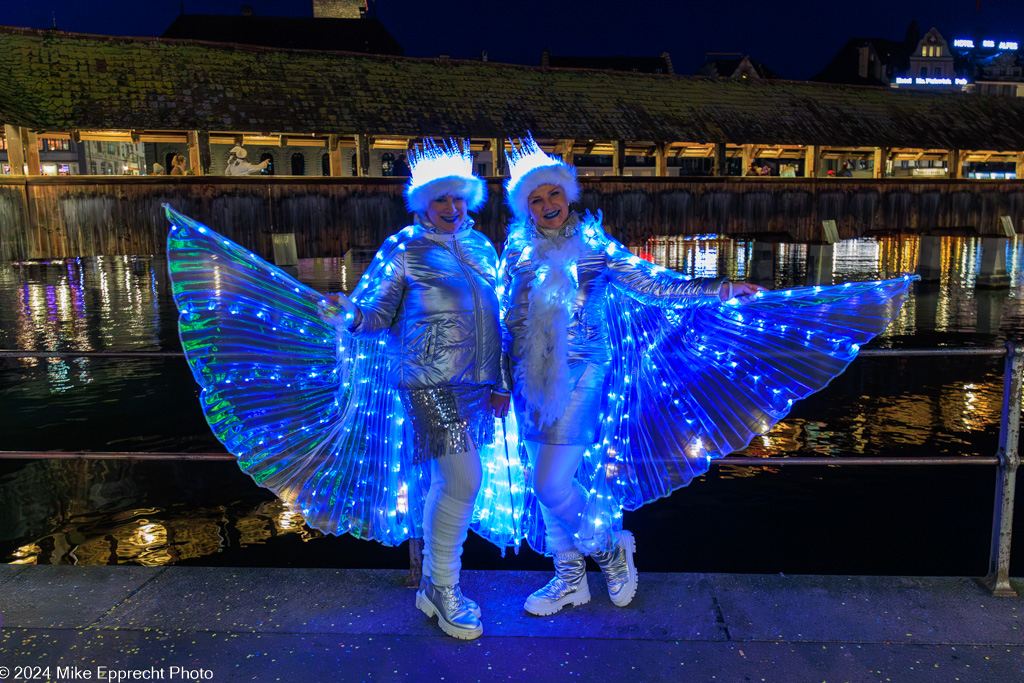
[161,14,402,55]
[810,38,909,86]
[696,55,780,80]
[3,26,1024,151]
[541,50,673,74]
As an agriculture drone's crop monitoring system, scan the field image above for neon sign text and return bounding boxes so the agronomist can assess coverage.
[960,39,1020,51]
[896,77,969,86]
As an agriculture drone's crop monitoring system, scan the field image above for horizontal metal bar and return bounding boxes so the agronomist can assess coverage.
[858,348,1008,358]
[715,456,999,466]
[0,351,184,358]
[0,451,237,460]
[0,451,1000,465]
[1,347,1012,360]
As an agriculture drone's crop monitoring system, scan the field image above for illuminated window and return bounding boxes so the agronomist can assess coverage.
[259,153,275,175]
[41,138,70,151]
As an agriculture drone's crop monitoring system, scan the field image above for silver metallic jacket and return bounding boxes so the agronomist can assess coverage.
[350,217,506,391]
[499,212,725,375]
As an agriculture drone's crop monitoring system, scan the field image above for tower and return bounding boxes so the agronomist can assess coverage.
[311,0,367,19]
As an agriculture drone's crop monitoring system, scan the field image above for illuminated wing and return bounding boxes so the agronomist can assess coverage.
[470,412,529,555]
[523,276,916,554]
[165,204,423,545]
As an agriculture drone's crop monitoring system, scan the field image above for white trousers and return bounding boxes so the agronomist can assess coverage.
[421,441,482,586]
[524,441,589,554]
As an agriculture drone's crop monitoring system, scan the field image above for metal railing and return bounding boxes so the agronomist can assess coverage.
[1,343,1020,596]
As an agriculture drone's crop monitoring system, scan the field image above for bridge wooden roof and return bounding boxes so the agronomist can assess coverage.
[3,25,1024,151]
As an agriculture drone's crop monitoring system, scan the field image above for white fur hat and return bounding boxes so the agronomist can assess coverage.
[405,139,487,213]
[229,145,248,159]
[505,134,580,222]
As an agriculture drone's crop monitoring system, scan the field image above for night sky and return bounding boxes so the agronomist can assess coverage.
[1,0,1024,79]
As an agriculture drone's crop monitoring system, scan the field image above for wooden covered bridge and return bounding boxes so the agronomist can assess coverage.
[2,25,1024,260]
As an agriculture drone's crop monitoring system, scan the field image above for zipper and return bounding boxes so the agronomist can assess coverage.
[453,238,484,384]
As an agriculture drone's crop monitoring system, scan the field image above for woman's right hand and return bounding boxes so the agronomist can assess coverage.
[319,292,356,322]
[490,392,511,418]
[720,281,768,301]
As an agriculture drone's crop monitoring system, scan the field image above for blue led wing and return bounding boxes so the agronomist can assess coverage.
[471,232,914,558]
[556,275,915,554]
[165,205,422,545]
[470,412,529,554]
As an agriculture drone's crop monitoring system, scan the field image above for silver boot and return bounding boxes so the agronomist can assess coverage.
[591,530,638,607]
[420,574,481,617]
[523,550,591,616]
[415,580,483,640]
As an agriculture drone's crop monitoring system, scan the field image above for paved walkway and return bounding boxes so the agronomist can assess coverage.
[1,565,1021,682]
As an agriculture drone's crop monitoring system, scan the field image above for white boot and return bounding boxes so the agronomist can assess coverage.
[416,580,483,640]
[591,530,638,607]
[523,550,591,616]
[420,573,481,617]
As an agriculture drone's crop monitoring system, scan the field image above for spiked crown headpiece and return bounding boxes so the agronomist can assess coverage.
[405,139,487,214]
[504,134,580,223]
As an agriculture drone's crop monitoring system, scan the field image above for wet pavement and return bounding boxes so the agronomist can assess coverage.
[1,565,1021,682]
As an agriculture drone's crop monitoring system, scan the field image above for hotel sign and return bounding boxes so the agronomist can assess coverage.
[895,77,969,85]
[953,39,1019,50]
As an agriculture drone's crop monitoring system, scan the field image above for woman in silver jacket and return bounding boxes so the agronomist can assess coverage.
[499,136,759,616]
[334,141,510,640]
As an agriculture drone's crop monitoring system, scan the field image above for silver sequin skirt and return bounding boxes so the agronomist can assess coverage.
[399,383,495,464]
[516,361,609,445]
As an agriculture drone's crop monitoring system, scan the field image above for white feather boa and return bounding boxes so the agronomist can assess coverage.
[511,218,591,428]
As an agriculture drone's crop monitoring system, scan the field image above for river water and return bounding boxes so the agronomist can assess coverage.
[1,234,1022,576]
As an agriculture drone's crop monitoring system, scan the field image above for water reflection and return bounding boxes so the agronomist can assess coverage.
[1,233,1021,567]
[8,500,323,566]
[1,458,322,565]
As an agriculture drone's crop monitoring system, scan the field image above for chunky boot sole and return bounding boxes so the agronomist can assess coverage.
[608,531,638,607]
[416,590,483,640]
[523,577,592,616]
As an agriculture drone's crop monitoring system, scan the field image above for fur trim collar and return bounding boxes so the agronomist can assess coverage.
[513,213,592,428]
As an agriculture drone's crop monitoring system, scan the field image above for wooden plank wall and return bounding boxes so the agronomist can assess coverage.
[2,176,1024,261]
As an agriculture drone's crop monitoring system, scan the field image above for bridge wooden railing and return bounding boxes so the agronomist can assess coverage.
[2,175,1024,261]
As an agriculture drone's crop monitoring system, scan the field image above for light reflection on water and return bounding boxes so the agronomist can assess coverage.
[1,234,1022,568]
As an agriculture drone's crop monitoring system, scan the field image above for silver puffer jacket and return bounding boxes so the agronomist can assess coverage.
[349,217,506,391]
[499,212,726,373]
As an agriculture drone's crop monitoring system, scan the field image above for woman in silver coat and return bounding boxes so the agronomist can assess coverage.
[499,137,759,616]
[334,141,510,640]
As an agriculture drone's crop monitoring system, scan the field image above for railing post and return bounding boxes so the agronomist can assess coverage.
[406,537,424,587]
[983,341,1021,597]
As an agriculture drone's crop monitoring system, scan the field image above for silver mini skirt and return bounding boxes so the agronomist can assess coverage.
[400,383,495,463]
[516,361,608,445]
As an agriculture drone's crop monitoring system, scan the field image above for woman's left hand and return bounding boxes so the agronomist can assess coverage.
[490,392,511,418]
